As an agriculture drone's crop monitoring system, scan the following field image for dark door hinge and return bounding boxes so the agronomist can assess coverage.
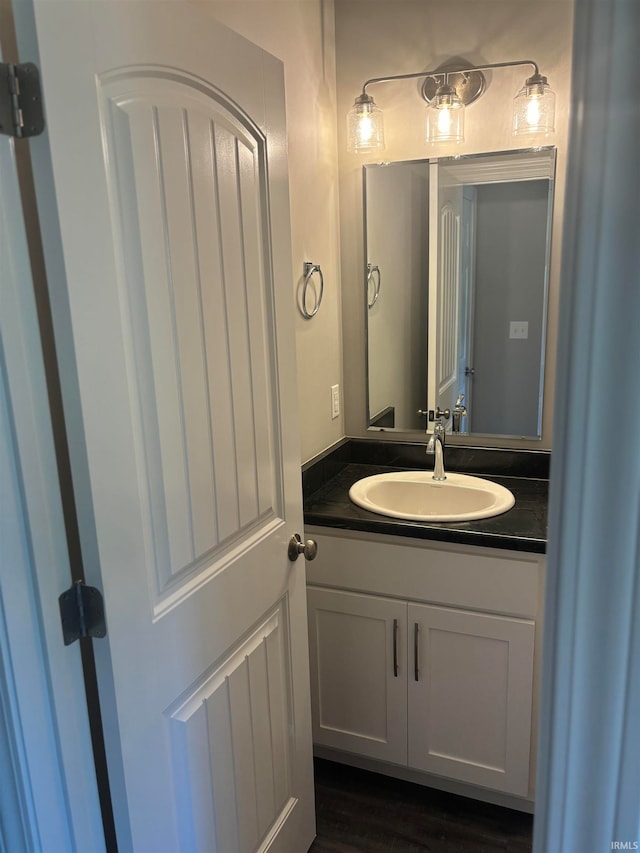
[0,62,45,139]
[59,581,107,646]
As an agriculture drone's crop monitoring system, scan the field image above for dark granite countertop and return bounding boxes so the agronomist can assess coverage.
[302,441,549,554]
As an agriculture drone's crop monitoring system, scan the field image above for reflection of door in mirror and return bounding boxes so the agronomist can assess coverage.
[433,170,467,430]
[365,162,429,431]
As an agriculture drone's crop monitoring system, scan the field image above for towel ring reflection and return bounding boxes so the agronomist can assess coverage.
[367,264,381,308]
[301,262,324,319]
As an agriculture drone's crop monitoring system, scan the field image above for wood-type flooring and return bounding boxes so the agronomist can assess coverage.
[309,759,533,853]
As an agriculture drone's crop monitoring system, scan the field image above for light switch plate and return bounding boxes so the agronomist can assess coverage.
[509,321,529,340]
[331,384,340,419]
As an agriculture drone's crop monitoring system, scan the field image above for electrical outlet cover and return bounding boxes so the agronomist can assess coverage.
[509,321,529,340]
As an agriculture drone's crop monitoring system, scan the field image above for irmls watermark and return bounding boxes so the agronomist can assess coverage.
[611,843,639,850]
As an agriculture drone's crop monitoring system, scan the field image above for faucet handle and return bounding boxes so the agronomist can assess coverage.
[454,395,467,415]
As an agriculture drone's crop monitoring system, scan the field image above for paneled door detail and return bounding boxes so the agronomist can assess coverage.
[167,605,292,852]
[98,69,280,609]
[29,3,314,850]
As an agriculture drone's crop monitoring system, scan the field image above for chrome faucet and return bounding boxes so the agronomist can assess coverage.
[452,394,468,433]
[426,417,447,481]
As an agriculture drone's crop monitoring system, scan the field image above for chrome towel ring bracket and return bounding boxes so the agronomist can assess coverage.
[367,263,381,308]
[300,261,324,319]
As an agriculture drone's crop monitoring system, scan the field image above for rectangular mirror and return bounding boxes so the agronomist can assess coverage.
[365,147,556,440]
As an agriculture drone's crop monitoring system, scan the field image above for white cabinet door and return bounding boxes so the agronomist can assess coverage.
[307,587,407,765]
[408,603,535,796]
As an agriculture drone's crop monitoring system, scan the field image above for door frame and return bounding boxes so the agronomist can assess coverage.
[0,53,104,853]
[534,0,640,848]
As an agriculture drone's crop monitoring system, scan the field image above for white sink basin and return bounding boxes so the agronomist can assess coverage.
[348,471,515,522]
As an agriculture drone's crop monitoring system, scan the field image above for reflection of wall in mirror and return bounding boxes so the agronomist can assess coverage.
[471,181,549,436]
[367,164,429,430]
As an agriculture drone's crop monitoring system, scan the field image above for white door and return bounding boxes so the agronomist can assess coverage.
[429,167,463,425]
[459,187,477,425]
[25,3,315,850]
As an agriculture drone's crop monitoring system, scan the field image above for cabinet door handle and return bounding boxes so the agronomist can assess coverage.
[414,622,419,682]
[393,619,399,677]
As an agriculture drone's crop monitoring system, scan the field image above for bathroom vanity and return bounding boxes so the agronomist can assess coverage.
[302,440,548,812]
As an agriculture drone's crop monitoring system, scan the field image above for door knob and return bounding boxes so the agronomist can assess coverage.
[288,534,318,562]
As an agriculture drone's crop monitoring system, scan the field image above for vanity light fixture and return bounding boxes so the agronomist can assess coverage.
[346,59,556,150]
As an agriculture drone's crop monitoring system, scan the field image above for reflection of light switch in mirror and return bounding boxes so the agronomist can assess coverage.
[509,321,529,339]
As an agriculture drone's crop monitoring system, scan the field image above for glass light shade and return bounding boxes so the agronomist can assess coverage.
[426,85,464,143]
[513,74,556,135]
[347,94,385,153]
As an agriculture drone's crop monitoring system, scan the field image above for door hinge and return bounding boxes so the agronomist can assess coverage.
[0,62,45,139]
[59,581,107,646]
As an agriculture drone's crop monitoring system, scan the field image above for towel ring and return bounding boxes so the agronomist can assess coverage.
[301,262,324,319]
[367,264,381,308]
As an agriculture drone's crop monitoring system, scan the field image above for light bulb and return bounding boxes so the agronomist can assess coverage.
[526,96,542,127]
[357,115,375,145]
[347,94,385,153]
[437,106,453,136]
